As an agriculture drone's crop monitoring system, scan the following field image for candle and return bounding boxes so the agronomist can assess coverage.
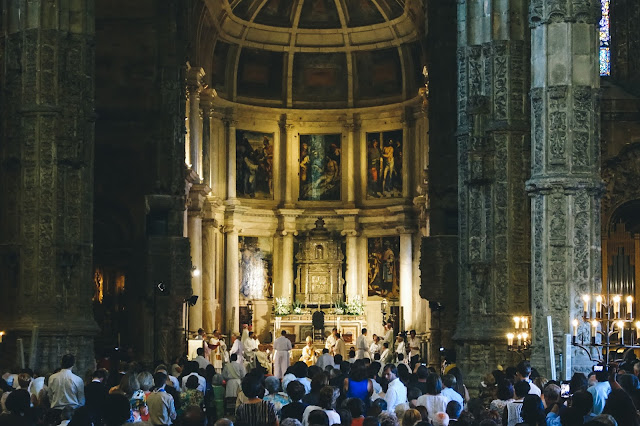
[636,321,640,343]
[627,296,633,319]
[582,295,590,318]
[507,333,514,347]
[591,320,598,343]
[0,332,4,343]
[522,317,529,330]
[522,332,528,348]
[618,321,625,344]
[572,319,579,337]
[596,295,603,319]
[517,333,522,347]
[514,316,520,329]
[337,316,341,332]
[613,295,621,318]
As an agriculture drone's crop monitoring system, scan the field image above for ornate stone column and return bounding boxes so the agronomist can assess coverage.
[399,230,414,330]
[277,209,303,299]
[225,111,238,201]
[224,205,245,334]
[188,184,209,332]
[342,117,360,207]
[186,67,205,177]
[279,115,296,207]
[455,0,531,383]
[202,215,218,333]
[200,88,217,189]
[338,210,361,300]
[527,0,603,376]
[0,0,97,373]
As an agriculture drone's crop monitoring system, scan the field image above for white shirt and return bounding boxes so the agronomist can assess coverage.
[441,387,463,406]
[181,372,206,392]
[274,335,293,352]
[316,353,335,370]
[407,336,421,357]
[28,376,45,399]
[395,341,405,355]
[356,334,369,359]
[526,379,541,396]
[230,339,245,363]
[383,378,407,413]
[48,368,85,410]
[370,341,381,355]
[416,393,450,423]
[194,355,210,370]
[325,334,337,352]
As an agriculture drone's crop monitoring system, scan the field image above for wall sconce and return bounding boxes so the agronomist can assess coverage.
[191,266,200,277]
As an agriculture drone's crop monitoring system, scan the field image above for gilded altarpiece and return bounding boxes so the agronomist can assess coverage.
[294,218,345,305]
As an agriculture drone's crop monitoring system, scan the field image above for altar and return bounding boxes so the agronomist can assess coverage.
[275,313,367,344]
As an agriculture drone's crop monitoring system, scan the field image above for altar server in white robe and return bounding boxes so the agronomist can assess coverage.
[325,328,338,354]
[356,328,370,359]
[244,332,260,369]
[273,330,292,379]
[229,332,245,364]
[222,353,246,398]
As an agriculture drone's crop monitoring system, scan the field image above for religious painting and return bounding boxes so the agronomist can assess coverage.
[292,53,348,105]
[299,134,341,201]
[344,0,384,26]
[237,49,284,101]
[253,0,294,27]
[236,130,275,199]
[239,236,273,300]
[355,49,402,101]
[298,0,341,29]
[368,236,400,299]
[366,130,403,198]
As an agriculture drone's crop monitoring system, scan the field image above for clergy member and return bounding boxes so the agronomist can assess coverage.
[334,332,348,359]
[369,335,381,357]
[207,330,226,373]
[244,331,259,369]
[325,328,338,354]
[383,322,394,350]
[274,330,292,379]
[356,328,370,359]
[229,332,245,364]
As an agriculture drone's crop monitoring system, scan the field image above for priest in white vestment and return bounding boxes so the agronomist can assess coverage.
[229,332,245,364]
[208,330,227,373]
[324,328,338,354]
[356,328,370,359]
[244,332,260,369]
[334,333,348,359]
[222,353,246,397]
[273,330,292,379]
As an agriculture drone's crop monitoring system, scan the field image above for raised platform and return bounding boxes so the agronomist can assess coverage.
[275,313,367,344]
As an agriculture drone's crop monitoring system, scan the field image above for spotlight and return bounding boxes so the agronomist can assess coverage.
[191,266,200,277]
[185,295,199,306]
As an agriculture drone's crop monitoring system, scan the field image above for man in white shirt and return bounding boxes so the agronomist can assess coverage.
[441,374,464,406]
[48,354,85,411]
[515,361,541,396]
[383,322,394,350]
[395,335,406,361]
[356,328,370,359]
[379,342,394,373]
[181,362,206,392]
[315,348,335,370]
[383,364,407,413]
[222,353,247,398]
[229,332,245,364]
[325,328,338,354]
[194,347,210,370]
[407,330,421,366]
[273,330,292,379]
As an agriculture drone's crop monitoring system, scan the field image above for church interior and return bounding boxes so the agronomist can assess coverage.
[2,0,640,388]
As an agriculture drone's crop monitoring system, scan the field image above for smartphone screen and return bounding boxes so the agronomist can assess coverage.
[560,383,570,398]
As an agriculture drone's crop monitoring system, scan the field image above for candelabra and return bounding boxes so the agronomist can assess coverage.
[573,293,638,364]
[506,316,532,355]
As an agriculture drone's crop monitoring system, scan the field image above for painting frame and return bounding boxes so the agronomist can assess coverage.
[299,134,342,201]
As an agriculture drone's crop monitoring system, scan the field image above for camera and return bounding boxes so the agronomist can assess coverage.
[593,364,607,372]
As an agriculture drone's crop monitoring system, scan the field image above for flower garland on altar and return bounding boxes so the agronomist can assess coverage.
[334,296,364,315]
[274,297,291,316]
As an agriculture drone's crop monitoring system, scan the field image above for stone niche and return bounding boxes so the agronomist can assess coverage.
[295,217,345,306]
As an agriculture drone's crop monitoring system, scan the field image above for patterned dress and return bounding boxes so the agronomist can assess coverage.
[235,400,277,426]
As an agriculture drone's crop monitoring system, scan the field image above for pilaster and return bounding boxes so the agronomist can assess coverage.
[224,111,238,201]
[279,115,296,207]
[277,209,304,299]
[338,209,361,299]
[342,117,361,207]
[200,88,217,189]
[186,66,205,177]
[527,0,603,376]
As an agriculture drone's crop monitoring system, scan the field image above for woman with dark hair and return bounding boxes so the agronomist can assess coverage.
[302,386,341,426]
[490,379,515,414]
[304,373,329,406]
[415,373,449,424]
[515,395,544,426]
[0,389,33,426]
[602,388,640,426]
[344,363,373,409]
[568,372,588,395]
[235,375,278,426]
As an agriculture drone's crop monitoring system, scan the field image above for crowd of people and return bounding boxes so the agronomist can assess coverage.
[2,328,640,426]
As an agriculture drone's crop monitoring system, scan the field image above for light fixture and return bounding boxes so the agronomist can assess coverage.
[191,266,200,277]
[0,332,4,343]
[381,298,388,314]
[247,300,254,314]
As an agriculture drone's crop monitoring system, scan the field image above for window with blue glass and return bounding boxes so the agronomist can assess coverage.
[600,0,611,76]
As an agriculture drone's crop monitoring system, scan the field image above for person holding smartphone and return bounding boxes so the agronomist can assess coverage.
[587,368,611,415]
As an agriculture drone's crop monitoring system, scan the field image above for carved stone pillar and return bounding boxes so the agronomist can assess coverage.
[225,112,238,201]
[338,210,360,299]
[277,209,303,299]
[202,216,218,333]
[0,0,97,373]
[399,231,414,330]
[188,184,209,332]
[279,115,296,207]
[343,117,360,206]
[225,228,240,334]
[200,88,217,189]
[455,0,531,383]
[187,67,205,177]
[527,0,603,376]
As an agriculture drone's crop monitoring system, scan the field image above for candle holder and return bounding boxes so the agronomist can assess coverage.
[506,315,532,357]
[573,293,637,364]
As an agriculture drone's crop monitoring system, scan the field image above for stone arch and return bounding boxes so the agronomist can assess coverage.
[602,142,640,232]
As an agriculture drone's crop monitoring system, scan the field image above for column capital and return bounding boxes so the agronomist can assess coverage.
[200,88,217,116]
[529,0,600,27]
[186,65,206,93]
[395,226,417,235]
[340,229,360,237]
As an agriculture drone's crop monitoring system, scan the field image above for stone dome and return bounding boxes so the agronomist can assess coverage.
[205,0,425,108]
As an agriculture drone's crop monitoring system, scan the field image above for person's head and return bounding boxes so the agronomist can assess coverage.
[137,371,154,391]
[306,336,313,346]
[426,373,443,395]
[379,411,399,426]
[311,372,329,393]
[103,393,131,426]
[397,353,405,362]
[337,408,352,426]
[432,412,450,426]
[602,388,640,426]
[332,327,338,336]
[334,354,343,365]
[17,373,31,389]
[349,349,356,359]
[215,418,234,426]
[617,373,640,394]
[286,379,306,402]
[183,406,206,426]
[92,368,108,382]
[308,365,322,379]
[322,348,329,355]
[318,386,339,410]
[230,353,238,362]
[571,390,594,416]
[197,328,204,336]
[520,395,544,425]
[119,372,140,396]
[197,347,204,357]
[153,371,167,389]
[543,383,560,407]
[281,330,287,336]
[384,364,398,382]
[513,380,531,399]
[186,374,199,390]
[407,387,422,403]
[383,342,389,349]
[516,360,532,381]
[241,374,263,398]
[293,361,308,379]
[446,400,462,420]
[410,330,416,338]
[61,353,75,369]
[402,409,422,426]
[416,365,429,380]
[264,376,281,394]
[340,361,352,376]
[569,372,588,394]
[362,328,367,335]
[346,397,365,418]
[442,373,456,389]
[281,419,302,426]
[308,409,330,426]
[497,379,515,400]
[369,398,387,417]
[374,335,380,343]
[5,389,30,415]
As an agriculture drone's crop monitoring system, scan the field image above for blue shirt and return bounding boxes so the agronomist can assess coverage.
[587,381,611,415]
[442,387,464,406]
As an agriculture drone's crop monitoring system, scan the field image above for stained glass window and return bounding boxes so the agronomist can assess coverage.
[600,0,611,76]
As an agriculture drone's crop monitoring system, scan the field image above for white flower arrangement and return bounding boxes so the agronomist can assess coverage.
[292,300,304,314]
[274,297,291,316]
[345,296,365,315]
